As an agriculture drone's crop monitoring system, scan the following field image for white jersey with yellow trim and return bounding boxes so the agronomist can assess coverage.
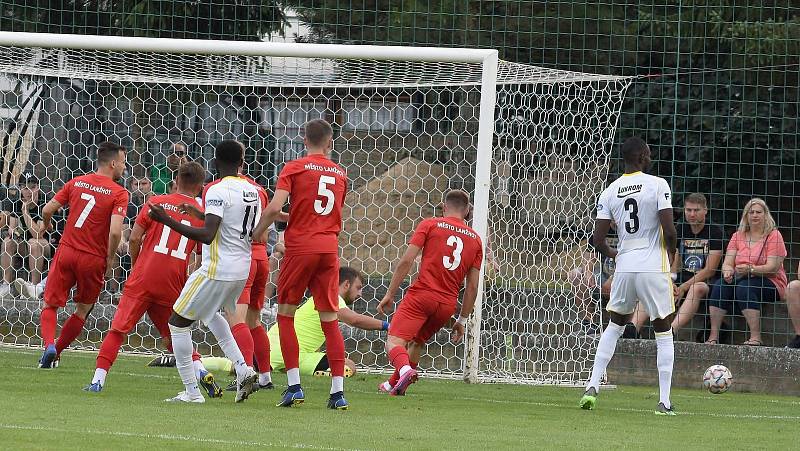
[199,176,261,281]
[596,171,672,273]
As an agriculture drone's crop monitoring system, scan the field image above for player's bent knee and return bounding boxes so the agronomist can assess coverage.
[386,335,407,351]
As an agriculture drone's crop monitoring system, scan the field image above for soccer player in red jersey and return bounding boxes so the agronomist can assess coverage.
[252,118,350,410]
[377,190,484,395]
[84,162,220,396]
[224,173,274,391]
[38,142,129,369]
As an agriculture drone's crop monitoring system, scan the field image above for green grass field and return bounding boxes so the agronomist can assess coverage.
[1,346,798,450]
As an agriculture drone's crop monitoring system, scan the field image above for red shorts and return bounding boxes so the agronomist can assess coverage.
[44,245,106,307]
[278,253,339,312]
[237,258,269,310]
[388,295,456,344]
[110,293,172,337]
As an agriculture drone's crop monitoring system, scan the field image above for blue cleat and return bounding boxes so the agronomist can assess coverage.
[276,387,305,407]
[198,370,223,399]
[38,345,57,369]
[83,382,103,393]
[327,393,349,410]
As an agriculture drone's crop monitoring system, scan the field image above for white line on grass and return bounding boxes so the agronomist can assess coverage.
[0,423,366,451]
[455,396,800,420]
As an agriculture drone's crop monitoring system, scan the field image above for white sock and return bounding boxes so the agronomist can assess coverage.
[193,359,206,379]
[258,372,272,386]
[399,365,412,377]
[381,381,392,391]
[587,322,625,392]
[205,313,250,380]
[330,376,344,394]
[287,368,301,386]
[92,368,107,386]
[168,324,201,397]
[655,329,675,409]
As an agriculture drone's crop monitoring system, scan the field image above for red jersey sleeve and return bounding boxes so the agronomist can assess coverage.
[409,219,432,248]
[53,179,73,205]
[276,162,299,192]
[134,203,153,230]
[472,237,484,270]
[112,188,129,217]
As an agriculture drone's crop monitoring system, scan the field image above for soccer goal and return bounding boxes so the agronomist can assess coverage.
[0,32,632,385]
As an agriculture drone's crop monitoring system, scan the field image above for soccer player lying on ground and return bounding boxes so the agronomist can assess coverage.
[579,137,678,416]
[252,118,350,410]
[377,189,483,396]
[38,142,129,369]
[84,162,221,397]
[164,266,389,383]
[147,140,260,404]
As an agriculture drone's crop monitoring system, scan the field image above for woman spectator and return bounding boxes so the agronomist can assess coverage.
[706,198,787,346]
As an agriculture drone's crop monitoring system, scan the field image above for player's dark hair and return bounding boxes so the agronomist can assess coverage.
[339,266,364,285]
[304,119,333,148]
[177,161,206,187]
[684,193,707,208]
[620,137,648,164]
[444,189,471,212]
[214,140,244,169]
[97,141,125,165]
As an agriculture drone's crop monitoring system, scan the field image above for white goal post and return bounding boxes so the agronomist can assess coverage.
[0,31,632,385]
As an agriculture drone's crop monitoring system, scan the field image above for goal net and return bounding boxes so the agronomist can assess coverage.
[0,33,632,385]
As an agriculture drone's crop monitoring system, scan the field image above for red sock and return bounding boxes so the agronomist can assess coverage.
[55,313,86,355]
[231,323,254,367]
[277,314,299,370]
[40,306,58,347]
[389,360,417,386]
[250,325,271,373]
[191,350,201,362]
[321,320,345,377]
[96,330,124,371]
[388,346,410,372]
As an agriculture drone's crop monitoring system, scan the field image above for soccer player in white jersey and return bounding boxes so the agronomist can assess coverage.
[147,140,260,403]
[579,137,678,416]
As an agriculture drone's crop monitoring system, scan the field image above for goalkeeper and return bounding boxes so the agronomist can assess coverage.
[149,266,389,378]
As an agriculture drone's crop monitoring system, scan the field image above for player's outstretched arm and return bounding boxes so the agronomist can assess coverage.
[377,244,421,315]
[106,215,124,268]
[147,203,221,245]
[338,307,389,331]
[253,189,289,242]
[590,219,617,260]
[41,199,63,232]
[128,222,146,267]
[451,267,481,343]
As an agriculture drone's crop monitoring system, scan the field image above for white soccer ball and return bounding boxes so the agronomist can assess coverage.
[703,364,733,394]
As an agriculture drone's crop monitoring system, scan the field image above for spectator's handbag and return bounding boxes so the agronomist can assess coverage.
[735,230,774,281]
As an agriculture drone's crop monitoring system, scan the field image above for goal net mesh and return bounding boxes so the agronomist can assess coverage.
[0,42,631,385]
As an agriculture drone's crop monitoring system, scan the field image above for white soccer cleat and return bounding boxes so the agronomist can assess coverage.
[12,278,41,301]
[235,367,258,403]
[165,391,205,403]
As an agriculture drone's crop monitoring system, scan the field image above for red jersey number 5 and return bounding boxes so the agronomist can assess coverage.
[314,175,336,216]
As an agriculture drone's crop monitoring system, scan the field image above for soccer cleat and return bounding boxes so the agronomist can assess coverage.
[655,402,676,416]
[276,387,305,407]
[390,368,418,396]
[198,370,223,399]
[12,278,40,301]
[377,381,392,394]
[254,381,275,392]
[165,391,205,403]
[147,354,176,367]
[235,368,258,403]
[83,382,103,393]
[579,387,597,410]
[224,380,237,392]
[38,344,57,369]
[327,393,349,410]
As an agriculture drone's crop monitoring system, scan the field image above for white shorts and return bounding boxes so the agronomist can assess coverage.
[607,272,675,321]
[172,272,247,324]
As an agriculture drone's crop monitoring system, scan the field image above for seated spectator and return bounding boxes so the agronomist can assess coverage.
[0,174,49,296]
[781,264,800,348]
[151,142,188,194]
[706,198,787,346]
[670,193,725,335]
[569,224,617,335]
[126,175,153,220]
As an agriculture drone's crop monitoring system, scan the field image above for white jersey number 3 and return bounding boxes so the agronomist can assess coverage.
[314,175,336,216]
[442,235,464,271]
